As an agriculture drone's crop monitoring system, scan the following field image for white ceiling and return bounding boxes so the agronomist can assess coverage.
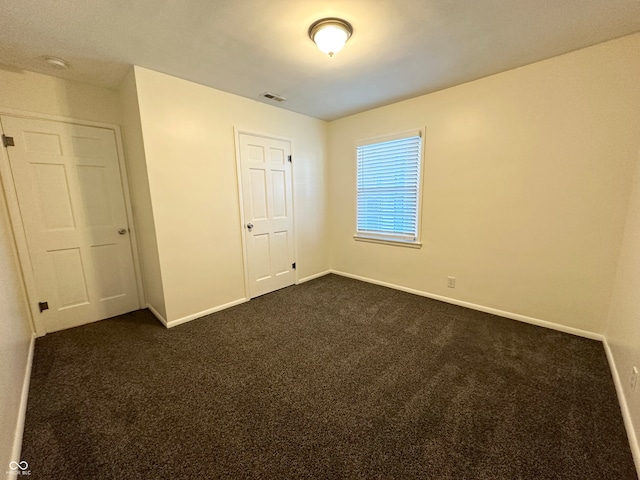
[1,0,640,121]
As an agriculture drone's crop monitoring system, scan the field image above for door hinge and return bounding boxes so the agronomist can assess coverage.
[38,301,49,313]
[287,155,292,163]
[2,135,15,147]
[292,262,296,269]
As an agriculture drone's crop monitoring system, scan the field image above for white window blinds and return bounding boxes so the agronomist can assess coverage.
[356,132,422,242]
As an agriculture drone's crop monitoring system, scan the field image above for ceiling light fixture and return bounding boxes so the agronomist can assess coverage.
[43,56,69,70]
[308,18,353,57]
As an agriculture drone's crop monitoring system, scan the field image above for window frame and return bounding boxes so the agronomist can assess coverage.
[353,128,426,248]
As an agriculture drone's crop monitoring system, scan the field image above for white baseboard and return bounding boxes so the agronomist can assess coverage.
[146,303,168,327]
[148,270,334,329]
[603,339,640,474]
[298,270,331,284]
[9,333,35,480]
[148,299,248,329]
[166,298,248,328]
[329,270,603,341]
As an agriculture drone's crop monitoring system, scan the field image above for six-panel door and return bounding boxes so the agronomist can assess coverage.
[2,115,139,332]
[239,133,295,298]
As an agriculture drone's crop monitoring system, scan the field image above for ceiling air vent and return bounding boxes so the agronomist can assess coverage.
[260,92,287,102]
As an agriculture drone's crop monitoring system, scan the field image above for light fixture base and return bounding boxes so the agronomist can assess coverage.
[43,56,69,70]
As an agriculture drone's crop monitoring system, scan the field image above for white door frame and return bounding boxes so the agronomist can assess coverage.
[233,127,299,300]
[0,108,145,336]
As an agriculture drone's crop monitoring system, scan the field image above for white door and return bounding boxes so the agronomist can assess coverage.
[238,133,295,298]
[1,115,140,333]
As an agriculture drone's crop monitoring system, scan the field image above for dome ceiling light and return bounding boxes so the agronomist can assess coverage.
[308,18,353,57]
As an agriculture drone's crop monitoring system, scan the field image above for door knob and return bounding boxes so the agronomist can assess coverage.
[247,223,254,231]
[118,228,127,235]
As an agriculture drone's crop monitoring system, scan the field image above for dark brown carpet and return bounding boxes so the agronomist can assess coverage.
[21,274,637,479]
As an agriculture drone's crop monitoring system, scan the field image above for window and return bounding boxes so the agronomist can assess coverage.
[355,130,423,247]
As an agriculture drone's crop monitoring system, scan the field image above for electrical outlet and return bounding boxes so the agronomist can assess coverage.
[632,367,638,391]
[447,276,456,288]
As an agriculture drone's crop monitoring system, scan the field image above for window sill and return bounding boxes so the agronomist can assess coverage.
[353,235,422,249]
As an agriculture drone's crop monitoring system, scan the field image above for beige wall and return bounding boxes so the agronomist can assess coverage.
[133,66,329,322]
[0,65,121,125]
[118,69,166,319]
[0,180,32,480]
[606,146,640,467]
[327,33,640,334]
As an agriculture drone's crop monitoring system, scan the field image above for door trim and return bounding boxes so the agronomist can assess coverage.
[0,109,145,336]
[233,128,299,300]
